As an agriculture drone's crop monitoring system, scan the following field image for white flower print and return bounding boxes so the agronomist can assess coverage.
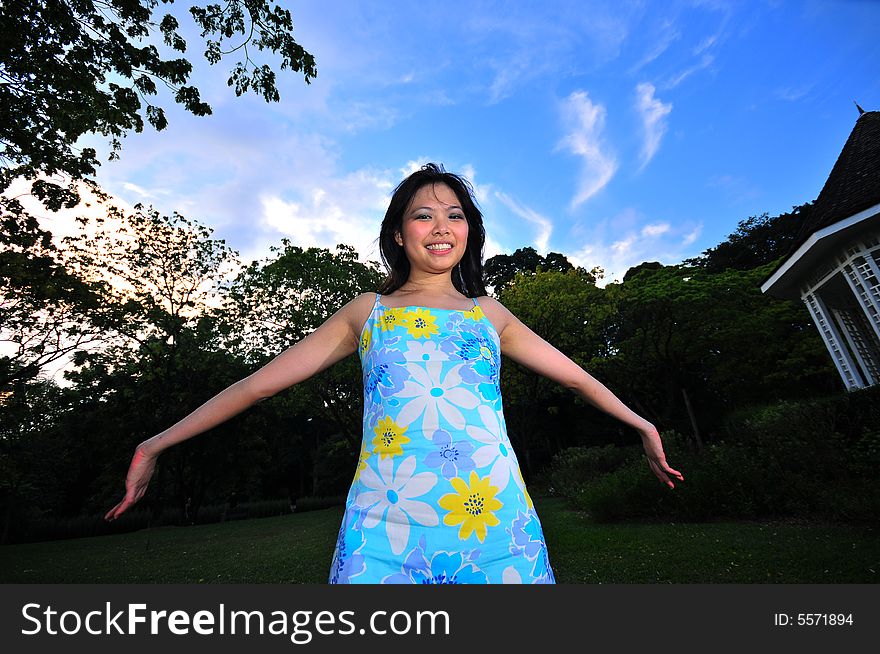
[395,361,478,435]
[402,340,450,363]
[467,404,526,497]
[502,566,523,584]
[356,455,439,555]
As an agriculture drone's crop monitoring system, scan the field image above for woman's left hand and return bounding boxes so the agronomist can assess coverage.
[638,424,684,489]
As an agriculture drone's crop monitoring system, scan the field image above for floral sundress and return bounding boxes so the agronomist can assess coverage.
[328,293,555,584]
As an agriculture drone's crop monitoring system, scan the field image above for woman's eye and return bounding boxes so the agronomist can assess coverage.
[416,214,431,220]
[450,213,464,220]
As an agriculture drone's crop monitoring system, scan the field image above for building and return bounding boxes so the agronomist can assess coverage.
[761,110,880,390]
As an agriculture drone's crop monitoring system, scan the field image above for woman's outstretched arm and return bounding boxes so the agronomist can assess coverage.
[483,297,684,489]
[104,293,373,521]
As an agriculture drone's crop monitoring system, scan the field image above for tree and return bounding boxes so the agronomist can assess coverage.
[56,206,248,520]
[1,0,316,209]
[685,203,811,273]
[220,242,384,454]
[62,203,239,351]
[1,0,316,392]
[496,268,608,474]
[0,206,108,390]
[485,247,587,293]
[599,261,837,448]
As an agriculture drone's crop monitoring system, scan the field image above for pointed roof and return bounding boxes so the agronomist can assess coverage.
[788,110,880,253]
[762,110,880,299]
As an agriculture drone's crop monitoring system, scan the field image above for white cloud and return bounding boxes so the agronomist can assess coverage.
[466,4,634,103]
[557,90,617,209]
[641,223,671,237]
[494,191,553,252]
[459,164,492,206]
[256,167,395,265]
[682,226,702,246]
[775,85,813,102]
[630,19,681,72]
[664,53,715,89]
[635,83,672,169]
[694,34,718,55]
[565,209,700,285]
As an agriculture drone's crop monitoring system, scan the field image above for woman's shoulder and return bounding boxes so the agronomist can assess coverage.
[474,295,509,313]
[336,292,377,333]
[474,295,516,334]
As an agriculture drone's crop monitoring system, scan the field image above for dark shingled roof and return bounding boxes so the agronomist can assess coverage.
[786,110,880,256]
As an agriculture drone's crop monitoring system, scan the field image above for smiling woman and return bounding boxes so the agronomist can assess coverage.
[106,163,682,584]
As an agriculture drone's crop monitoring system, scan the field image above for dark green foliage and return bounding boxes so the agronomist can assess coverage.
[598,261,838,439]
[555,390,880,524]
[685,203,811,272]
[547,444,641,497]
[0,0,316,207]
[485,246,583,293]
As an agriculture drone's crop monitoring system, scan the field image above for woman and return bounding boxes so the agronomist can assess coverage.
[106,163,683,584]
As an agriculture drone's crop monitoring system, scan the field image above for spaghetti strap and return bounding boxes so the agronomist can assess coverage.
[471,296,479,307]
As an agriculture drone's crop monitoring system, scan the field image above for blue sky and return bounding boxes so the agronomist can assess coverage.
[84,0,880,284]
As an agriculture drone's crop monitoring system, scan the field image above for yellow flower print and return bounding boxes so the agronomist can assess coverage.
[462,305,485,322]
[515,465,534,510]
[359,328,371,357]
[379,307,405,332]
[353,442,372,482]
[400,308,439,339]
[372,416,410,460]
[438,472,503,542]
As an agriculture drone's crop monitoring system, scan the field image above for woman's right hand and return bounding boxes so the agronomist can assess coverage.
[104,444,159,521]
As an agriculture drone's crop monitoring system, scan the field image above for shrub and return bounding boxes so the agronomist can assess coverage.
[568,415,879,524]
[547,443,642,498]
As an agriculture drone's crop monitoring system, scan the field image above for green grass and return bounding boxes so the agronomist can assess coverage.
[2,497,877,583]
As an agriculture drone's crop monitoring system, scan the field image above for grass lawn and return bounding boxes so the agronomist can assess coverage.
[2,497,877,583]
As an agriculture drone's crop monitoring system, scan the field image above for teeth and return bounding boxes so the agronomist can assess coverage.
[426,244,452,250]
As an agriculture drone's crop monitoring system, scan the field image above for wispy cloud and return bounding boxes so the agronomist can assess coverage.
[462,2,637,103]
[565,209,700,285]
[494,191,553,252]
[630,19,681,73]
[682,226,702,246]
[635,82,672,169]
[707,173,761,205]
[641,222,671,237]
[694,33,718,55]
[664,53,715,89]
[775,84,813,102]
[557,91,617,209]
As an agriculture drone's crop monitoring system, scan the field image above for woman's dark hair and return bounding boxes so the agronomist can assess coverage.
[377,163,487,297]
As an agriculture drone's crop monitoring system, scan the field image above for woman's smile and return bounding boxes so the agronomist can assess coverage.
[397,182,469,269]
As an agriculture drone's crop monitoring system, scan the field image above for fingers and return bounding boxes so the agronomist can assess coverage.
[648,458,683,489]
[104,489,143,522]
[104,500,126,522]
[665,464,684,481]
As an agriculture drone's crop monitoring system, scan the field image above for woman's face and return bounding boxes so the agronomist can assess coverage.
[395,183,469,274]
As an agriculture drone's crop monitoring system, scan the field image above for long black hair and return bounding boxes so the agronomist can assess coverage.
[377,163,487,297]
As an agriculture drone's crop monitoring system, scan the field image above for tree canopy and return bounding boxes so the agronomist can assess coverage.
[685,203,811,272]
[0,0,316,209]
[485,246,588,292]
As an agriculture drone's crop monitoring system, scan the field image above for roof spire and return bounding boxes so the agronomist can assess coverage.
[854,101,865,116]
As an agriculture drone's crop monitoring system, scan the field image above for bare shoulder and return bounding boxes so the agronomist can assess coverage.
[475,295,517,336]
[341,292,377,333]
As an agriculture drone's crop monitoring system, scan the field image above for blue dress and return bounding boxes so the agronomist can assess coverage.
[328,293,555,584]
